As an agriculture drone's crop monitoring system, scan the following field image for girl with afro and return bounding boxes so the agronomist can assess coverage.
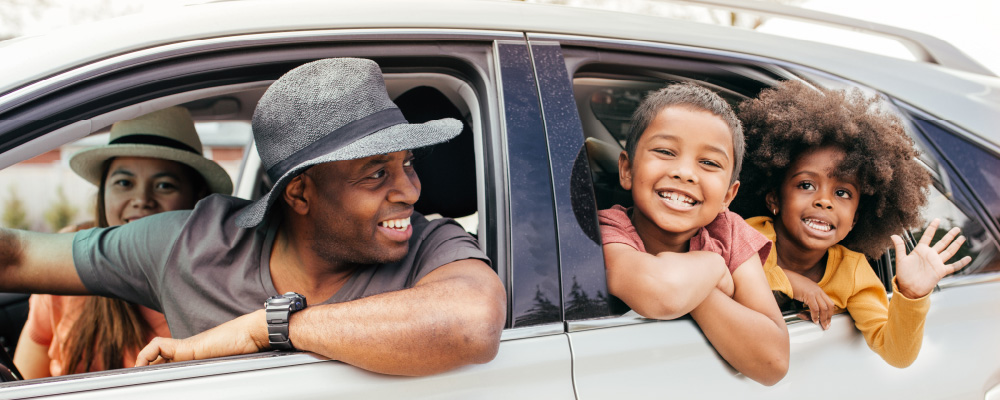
[732,80,971,368]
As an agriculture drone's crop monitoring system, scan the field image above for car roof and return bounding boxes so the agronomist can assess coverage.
[2,0,998,141]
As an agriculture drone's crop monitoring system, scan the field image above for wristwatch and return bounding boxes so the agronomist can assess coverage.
[264,292,307,350]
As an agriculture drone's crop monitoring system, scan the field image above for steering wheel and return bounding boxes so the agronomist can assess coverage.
[0,341,21,382]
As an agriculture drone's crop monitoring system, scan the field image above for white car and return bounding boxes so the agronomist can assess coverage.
[0,1,999,398]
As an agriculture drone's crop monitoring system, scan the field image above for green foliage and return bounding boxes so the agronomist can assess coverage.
[44,186,77,232]
[2,185,29,230]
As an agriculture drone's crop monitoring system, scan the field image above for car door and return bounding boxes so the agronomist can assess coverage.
[0,29,576,399]
[531,34,1000,399]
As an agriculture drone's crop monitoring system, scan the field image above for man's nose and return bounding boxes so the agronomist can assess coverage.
[388,171,421,205]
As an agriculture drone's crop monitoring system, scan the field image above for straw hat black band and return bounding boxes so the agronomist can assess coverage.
[110,134,199,154]
[265,107,407,181]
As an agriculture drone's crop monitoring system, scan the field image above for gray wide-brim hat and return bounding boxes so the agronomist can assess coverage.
[70,106,234,195]
[235,57,462,228]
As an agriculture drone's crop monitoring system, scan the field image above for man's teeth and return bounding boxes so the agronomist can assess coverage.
[380,217,411,230]
[658,191,697,205]
[803,219,832,232]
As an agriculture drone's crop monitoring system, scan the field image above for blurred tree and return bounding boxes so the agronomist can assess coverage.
[0,0,54,40]
[2,186,30,230]
[0,0,143,40]
[44,186,77,232]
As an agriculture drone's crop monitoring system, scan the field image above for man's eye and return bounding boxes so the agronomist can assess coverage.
[403,158,413,168]
[369,170,386,179]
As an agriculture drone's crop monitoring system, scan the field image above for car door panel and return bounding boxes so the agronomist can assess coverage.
[3,334,575,399]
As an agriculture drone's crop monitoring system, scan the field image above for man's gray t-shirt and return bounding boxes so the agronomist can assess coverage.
[72,194,488,339]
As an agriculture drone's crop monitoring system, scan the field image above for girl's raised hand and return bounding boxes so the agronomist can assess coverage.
[892,218,973,299]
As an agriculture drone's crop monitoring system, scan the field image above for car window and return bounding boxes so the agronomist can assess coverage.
[0,59,495,385]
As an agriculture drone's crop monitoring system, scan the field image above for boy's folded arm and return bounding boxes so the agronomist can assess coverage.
[689,256,789,386]
[603,243,727,320]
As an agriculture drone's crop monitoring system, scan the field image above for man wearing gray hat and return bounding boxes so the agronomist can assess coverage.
[0,58,505,376]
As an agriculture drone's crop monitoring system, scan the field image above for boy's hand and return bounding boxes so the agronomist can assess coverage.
[785,271,833,330]
[893,218,972,299]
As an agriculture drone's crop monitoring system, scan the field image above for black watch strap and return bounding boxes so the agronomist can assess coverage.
[265,292,307,350]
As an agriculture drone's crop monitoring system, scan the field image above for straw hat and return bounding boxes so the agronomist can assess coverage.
[69,106,234,195]
[235,58,461,228]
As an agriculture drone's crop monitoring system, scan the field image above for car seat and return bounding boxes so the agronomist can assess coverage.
[393,86,477,220]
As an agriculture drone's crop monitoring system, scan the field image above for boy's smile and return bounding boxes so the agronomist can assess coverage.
[620,106,739,251]
[769,146,860,255]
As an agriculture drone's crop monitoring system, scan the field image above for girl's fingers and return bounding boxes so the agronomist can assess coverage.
[891,235,906,257]
[939,235,967,262]
[931,227,962,253]
[945,256,973,275]
[918,219,940,247]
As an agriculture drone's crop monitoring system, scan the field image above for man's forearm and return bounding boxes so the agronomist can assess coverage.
[0,229,84,293]
[286,260,506,376]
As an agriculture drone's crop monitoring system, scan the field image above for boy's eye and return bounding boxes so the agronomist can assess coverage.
[835,189,852,199]
[653,149,675,157]
[112,179,133,189]
[796,182,815,191]
[700,160,722,168]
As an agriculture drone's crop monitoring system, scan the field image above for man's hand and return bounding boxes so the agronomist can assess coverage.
[136,310,269,366]
[893,218,972,300]
[785,270,833,330]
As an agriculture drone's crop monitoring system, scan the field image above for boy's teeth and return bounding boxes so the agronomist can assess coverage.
[380,217,411,231]
[658,191,696,205]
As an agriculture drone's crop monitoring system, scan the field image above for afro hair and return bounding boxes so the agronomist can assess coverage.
[730,80,931,258]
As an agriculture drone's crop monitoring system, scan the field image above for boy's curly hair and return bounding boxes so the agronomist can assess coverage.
[730,80,931,258]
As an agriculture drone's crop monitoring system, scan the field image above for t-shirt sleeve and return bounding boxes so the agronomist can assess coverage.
[598,206,644,252]
[411,218,490,284]
[724,210,772,269]
[72,211,190,311]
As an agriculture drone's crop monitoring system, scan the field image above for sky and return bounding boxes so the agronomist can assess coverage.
[758,0,1000,75]
[4,0,998,76]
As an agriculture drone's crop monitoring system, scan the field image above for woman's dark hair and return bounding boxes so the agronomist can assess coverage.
[624,82,744,184]
[731,80,931,258]
[63,158,207,374]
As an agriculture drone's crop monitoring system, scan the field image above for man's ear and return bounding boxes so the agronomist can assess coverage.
[618,151,633,191]
[722,180,740,209]
[282,174,310,216]
[765,191,779,216]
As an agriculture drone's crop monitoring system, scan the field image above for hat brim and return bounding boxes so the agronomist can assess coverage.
[69,144,234,195]
[235,117,462,228]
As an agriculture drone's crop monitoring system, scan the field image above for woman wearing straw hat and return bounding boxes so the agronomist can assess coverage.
[13,106,233,378]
